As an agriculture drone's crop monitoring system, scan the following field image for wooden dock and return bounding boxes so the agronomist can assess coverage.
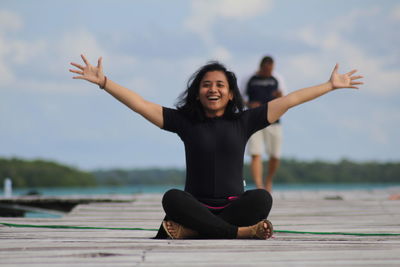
[1,190,400,266]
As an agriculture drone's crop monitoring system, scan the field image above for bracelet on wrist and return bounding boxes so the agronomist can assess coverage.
[99,76,107,89]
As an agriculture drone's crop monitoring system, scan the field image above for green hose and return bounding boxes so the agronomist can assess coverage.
[2,222,400,236]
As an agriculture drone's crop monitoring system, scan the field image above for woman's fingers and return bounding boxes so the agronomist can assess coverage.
[70,62,84,70]
[352,81,363,85]
[350,75,363,80]
[70,55,103,84]
[69,69,83,75]
[330,63,363,90]
[97,57,103,68]
[81,54,90,66]
[349,73,363,89]
[346,69,358,76]
[69,68,85,80]
[333,63,339,73]
[349,81,363,89]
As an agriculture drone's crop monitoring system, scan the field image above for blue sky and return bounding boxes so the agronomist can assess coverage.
[1,0,399,170]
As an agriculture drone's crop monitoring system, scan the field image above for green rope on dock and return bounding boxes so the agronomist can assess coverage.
[273,229,400,236]
[0,222,157,231]
[2,222,400,236]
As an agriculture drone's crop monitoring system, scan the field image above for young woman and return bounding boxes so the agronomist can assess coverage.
[70,55,363,239]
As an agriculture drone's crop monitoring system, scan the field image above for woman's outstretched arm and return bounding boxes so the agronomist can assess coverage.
[69,54,163,128]
[267,64,363,123]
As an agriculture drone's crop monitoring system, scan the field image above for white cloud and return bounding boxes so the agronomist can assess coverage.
[296,27,318,47]
[124,76,155,97]
[0,33,14,84]
[57,29,140,90]
[291,7,400,96]
[184,0,273,62]
[211,45,232,61]
[285,53,325,82]
[11,39,47,64]
[326,7,380,34]
[185,0,272,41]
[0,9,23,32]
[0,19,141,95]
[0,10,21,85]
[51,29,109,87]
[0,10,47,86]
[58,29,107,61]
[0,61,14,84]
[216,0,272,19]
[0,27,106,92]
[336,111,396,146]
[391,4,400,20]
[368,109,400,145]
[184,2,215,46]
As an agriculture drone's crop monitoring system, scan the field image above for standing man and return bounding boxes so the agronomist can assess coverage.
[244,56,287,192]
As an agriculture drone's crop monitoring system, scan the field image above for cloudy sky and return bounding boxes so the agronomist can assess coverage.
[1,0,399,170]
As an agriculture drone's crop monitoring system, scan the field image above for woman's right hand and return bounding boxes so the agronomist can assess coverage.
[69,54,105,87]
[329,63,363,90]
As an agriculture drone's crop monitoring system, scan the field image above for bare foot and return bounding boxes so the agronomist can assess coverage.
[237,219,273,239]
[162,220,198,239]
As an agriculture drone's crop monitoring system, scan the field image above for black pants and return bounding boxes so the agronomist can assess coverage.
[155,188,273,239]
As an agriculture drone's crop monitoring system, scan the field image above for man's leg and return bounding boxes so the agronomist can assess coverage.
[266,156,280,192]
[265,124,282,192]
[247,130,264,188]
[251,154,264,188]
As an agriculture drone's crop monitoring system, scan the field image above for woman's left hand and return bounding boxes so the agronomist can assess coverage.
[330,63,363,90]
[69,54,105,87]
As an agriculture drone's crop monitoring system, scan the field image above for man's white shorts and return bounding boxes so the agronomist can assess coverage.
[247,123,282,158]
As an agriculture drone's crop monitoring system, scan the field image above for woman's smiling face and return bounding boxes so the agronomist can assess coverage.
[198,71,233,118]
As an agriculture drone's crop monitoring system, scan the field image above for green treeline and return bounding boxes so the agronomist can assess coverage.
[96,159,400,186]
[260,159,400,184]
[93,168,185,186]
[0,158,96,188]
[1,157,399,188]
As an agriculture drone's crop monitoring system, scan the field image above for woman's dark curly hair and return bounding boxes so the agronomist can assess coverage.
[176,61,244,120]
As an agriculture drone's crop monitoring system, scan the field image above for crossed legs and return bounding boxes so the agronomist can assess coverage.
[155,189,273,239]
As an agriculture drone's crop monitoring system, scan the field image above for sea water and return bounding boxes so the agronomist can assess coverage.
[4,183,400,197]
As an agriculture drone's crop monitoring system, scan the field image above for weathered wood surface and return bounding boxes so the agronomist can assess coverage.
[1,190,400,266]
[0,194,137,217]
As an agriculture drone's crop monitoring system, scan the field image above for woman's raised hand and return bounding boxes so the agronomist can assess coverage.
[329,63,363,90]
[69,54,105,86]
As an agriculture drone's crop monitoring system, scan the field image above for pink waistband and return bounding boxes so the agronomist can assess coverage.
[201,196,239,210]
[202,203,231,210]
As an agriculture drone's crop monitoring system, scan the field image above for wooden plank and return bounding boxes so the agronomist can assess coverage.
[1,191,400,266]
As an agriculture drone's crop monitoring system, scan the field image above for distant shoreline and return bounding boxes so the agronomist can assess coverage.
[3,183,400,197]
[2,157,400,188]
